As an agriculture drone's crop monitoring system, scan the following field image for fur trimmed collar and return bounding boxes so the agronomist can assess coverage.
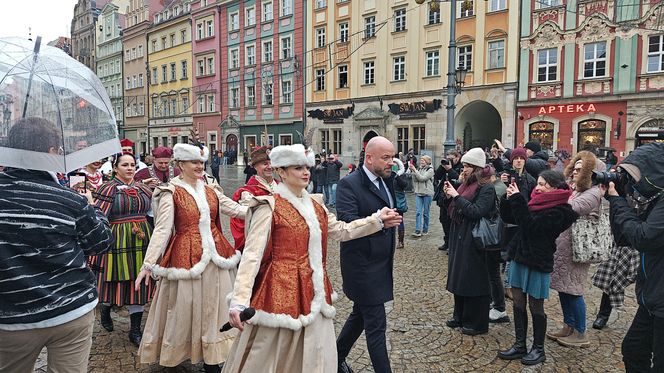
[148,177,240,280]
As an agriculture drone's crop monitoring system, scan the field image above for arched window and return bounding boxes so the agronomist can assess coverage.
[529,121,554,151]
[577,119,606,153]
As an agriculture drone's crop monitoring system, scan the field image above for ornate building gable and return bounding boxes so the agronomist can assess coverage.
[521,22,565,50]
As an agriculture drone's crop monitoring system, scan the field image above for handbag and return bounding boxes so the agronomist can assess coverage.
[572,202,612,263]
[472,197,503,251]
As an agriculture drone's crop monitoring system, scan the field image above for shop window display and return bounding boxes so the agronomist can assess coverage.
[529,121,554,151]
[577,119,606,153]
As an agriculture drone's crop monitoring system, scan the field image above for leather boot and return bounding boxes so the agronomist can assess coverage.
[522,314,546,365]
[128,312,143,347]
[203,364,221,373]
[100,304,113,332]
[397,230,405,249]
[546,324,573,341]
[498,307,527,360]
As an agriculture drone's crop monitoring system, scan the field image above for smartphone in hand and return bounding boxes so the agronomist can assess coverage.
[69,173,87,192]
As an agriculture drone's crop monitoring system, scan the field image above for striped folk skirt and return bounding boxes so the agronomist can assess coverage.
[91,220,154,306]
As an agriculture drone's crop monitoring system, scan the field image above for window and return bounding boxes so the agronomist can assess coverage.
[180,30,187,43]
[280,0,292,16]
[153,100,160,116]
[426,50,440,76]
[151,68,157,84]
[170,63,176,80]
[230,48,240,69]
[181,60,188,79]
[338,65,348,88]
[537,48,557,82]
[181,97,189,113]
[151,39,157,52]
[279,134,292,145]
[262,2,273,21]
[364,16,376,38]
[125,49,130,61]
[577,120,606,152]
[397,127,409,154]
[316,69,325,91]
[230,87,240,107]
[321,130,330,154]
[320,130,342,154]
[281,79,292,103]
[281,36,292,59]
[537,0,561,8]
[196,23,203,39]
[138,45,143,57]
[207,94,215,112]
[162,99,169,116]
[339,22,349,43]
[263,41,273,62]
[316,0,326,8]
[229,12,239,31]
[584,42,607,78]
[648,35,664,73]
[246,85,256,106]
[246,7,256,26]
[458,45,472,70]
[161,65,167,82]
[162,137,168,146]
[132,75,137,89]
[316,27,326,48]
[393,56,405,81]
[206,57,214,75]
[363,61,375,84]
[489,0,506,12]
[488,40,505,69]
[131,48,136,59]
[529,122,554,150]
[161,37,167,49]
[460,0,474,17]
[206,20,214,37]
[170,34,175,47]
[181,136,188,144]
[428,8,441,25]
[263,81,273,105]
[197,60,205,76]
[413,126,425,154]
[246,45,256,65]
[394,8,406,32]
[138,73,144,87]
[170,99,177,116]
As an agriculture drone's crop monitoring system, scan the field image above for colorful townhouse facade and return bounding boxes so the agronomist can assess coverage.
[146,0,193,149]
[517,0,664,159]
[304,0,520,164]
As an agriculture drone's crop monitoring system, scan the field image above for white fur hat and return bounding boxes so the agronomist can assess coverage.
[173,143,209,162]
[460,147,486,168]
[269,143,316,168]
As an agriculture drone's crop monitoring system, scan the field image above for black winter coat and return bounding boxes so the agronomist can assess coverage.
[446,183,496,297]
[525,151,549,179]
[500,193,578,273]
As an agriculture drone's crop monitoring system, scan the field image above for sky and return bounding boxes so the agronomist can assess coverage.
[1,0,80,43]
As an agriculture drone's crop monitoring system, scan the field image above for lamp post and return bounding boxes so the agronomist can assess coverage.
[415,0,468,153]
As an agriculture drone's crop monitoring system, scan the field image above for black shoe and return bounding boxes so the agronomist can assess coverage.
[497,343,527,360]
[522,313,546,365]
[521,345,546,365]
[338,360,354,373]
[498,307,527,360]
[438,243,448,251]
[100,304,113,332]
[446,319,462,328]
[203,364,221,373]
[128,312,143,347]
[592,315,609,330]
[461,327,488,336]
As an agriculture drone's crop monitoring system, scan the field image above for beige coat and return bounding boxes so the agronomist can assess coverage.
[412,165,434,196]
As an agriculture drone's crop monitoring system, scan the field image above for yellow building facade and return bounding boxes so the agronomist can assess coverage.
[306,0,519,163]
[146,0,193,149]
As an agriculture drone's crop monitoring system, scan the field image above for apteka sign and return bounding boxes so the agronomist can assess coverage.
[538,103,597,115]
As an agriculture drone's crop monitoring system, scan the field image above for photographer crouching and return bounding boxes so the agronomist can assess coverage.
[597,143,664,372]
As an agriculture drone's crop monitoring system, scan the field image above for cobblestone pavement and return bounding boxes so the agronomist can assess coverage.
[35,166,636,372]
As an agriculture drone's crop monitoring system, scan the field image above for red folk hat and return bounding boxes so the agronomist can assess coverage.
[250,146,271,165]
[120,138,134,147]
[151,146,173,159]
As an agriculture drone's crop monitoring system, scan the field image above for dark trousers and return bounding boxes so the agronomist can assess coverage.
[485,251,506,312]
[622,305,664,372]
[597,292,613,318]
[453,294,490,332]
[336,303,391,373]
[439,205,450,245]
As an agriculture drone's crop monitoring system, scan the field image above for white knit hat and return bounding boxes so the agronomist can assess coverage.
[173,143,209,162]
[460,147,486,168]
[269,144,315,168]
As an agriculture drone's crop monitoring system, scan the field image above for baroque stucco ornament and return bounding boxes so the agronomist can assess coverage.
[578,16,611,44]
[530,24,564,49]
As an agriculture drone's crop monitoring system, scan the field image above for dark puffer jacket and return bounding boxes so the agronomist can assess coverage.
[525,151,549,179]
[500,193,578,273]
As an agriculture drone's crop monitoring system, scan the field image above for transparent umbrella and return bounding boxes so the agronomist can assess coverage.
[0,36,120,173]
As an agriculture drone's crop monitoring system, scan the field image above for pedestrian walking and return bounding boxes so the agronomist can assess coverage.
[497,170,578,365]
[548,151,604,348]
[211,150,221,182]
[223,144,400,373]
[443,148,496,336]
[410,155,434,237]
[0,117,113,373]
[314,155,327,194]
[136,143,247,373]
[336,137,400,373]
[92,153,155,347]
[323,154,343,207]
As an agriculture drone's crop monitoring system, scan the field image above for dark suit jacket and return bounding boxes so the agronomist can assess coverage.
[336,168,396,305]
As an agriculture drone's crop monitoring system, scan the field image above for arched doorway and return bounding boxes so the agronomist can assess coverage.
[636,118,664,147]
[226,134,238,152]
[455,100,502,151]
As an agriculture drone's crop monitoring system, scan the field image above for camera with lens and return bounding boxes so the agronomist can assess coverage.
[440,158,450,166]
[591,169,628,196]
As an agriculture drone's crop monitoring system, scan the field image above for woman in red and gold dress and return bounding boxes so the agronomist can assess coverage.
[135,143,247,373]
[223,144,402,373]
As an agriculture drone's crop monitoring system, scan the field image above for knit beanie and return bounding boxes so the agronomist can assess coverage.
[524,141,542,154]
[460,147,486,168]
[510,147,528,162]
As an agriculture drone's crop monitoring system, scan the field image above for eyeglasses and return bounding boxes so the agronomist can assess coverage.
[573,168,582,173]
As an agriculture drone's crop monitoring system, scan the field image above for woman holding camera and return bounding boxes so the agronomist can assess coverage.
[497,170,578,365]
[548,151,604,348]
[410,155,434,237]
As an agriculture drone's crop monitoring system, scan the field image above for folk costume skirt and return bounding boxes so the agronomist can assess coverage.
[221,314,337,373]
[93,219,154,306]
[138,264,237,367]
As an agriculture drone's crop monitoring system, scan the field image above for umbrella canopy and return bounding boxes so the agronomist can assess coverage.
[0,36,121,173]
